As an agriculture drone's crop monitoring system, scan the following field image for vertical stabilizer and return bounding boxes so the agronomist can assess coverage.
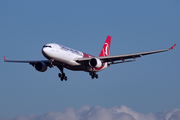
[99,36,111,57]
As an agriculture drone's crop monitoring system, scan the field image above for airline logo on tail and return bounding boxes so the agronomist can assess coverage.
[103,43,109,56]
[99,36,111,57]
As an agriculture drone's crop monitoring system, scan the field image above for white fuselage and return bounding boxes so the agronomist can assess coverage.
[42,43,108,72]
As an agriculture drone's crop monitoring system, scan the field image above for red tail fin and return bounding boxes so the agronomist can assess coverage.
[99,36,111,57]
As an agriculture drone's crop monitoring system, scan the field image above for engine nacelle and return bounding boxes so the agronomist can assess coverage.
[35,62,47,72]
[89,58,102,68]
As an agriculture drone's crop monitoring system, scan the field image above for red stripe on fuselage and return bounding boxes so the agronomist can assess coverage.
[83,53,94,58]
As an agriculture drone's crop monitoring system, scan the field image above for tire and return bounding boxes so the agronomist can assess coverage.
[58,73,62,78]
[65,76,67,81]
[95,74,98,79]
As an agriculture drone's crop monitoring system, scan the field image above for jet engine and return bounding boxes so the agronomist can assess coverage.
[35,62,47,72]
[89,58,102,68]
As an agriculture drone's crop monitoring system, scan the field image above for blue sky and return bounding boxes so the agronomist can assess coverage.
[0,0,180,119]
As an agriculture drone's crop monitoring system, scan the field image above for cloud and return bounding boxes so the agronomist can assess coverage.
[0,105,180,120]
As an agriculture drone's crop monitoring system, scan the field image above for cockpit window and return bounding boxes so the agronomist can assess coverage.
[43,45,52,48]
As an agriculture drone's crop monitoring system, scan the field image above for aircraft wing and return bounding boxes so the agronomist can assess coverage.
[4,56,50,66]
[76,44,176,65]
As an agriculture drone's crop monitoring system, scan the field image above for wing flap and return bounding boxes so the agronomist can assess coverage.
[99,54,141,62]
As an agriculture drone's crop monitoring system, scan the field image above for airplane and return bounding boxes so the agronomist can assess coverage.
[4,36,176,81]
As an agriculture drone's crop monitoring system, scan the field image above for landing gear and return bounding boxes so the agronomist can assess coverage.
[89,72,98,79]
[49,59,54,68]
[58,73,67,81]
[57,65,67,81]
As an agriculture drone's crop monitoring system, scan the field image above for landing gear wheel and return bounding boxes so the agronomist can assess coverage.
[65,76,67,81]
[58,73,67,81]
[58,73,62,78]
[95,74,98,79]
[90,72,98,79]
[57,66,68,81]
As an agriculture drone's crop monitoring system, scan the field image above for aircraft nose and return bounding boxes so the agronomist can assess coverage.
[42,46,51,59]
[42,47,46,54]
[42,47,46,55]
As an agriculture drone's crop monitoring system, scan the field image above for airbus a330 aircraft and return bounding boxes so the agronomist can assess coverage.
[4,36,176,81]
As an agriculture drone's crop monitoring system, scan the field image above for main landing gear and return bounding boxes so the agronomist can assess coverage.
[58,73,67,81]
[57,66,67,81]
[89,72,98,79]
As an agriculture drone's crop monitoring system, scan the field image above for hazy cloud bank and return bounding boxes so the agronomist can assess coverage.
[1,105,180,120]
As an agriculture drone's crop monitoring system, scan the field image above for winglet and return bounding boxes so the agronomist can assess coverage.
[4,56,7,61]
[170,44,176,50]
